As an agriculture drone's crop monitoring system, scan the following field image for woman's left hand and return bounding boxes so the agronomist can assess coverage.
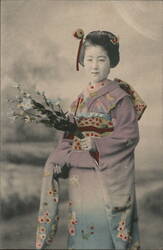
[80,137,97,152]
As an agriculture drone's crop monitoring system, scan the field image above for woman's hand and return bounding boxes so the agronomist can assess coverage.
[53,164,62,174]
[80,137,97,152]
[53,164,70,179]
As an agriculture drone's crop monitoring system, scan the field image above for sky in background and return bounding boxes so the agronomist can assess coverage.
[1,0,163,169]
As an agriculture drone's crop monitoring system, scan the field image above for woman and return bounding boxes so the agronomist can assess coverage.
[36,30,146,250]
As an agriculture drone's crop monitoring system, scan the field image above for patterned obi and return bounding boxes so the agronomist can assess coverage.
[71,112,114,151]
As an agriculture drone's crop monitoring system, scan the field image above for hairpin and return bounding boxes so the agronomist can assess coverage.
[73,29,84,71]
[110,35,119,45]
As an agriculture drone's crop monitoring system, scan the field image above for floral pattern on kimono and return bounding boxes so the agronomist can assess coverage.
[36,78,146,249]
[36,163,59,249]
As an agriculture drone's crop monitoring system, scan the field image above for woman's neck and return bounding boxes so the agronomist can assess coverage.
[89,78,107,87]
[89,78,112,88]
[85,78,111,95]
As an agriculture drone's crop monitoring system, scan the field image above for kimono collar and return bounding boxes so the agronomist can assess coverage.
[81,79,120,110]
[74,78,147,121]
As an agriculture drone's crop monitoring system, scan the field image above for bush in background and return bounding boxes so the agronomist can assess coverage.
[1,193,40,220]
[141,187,163,216]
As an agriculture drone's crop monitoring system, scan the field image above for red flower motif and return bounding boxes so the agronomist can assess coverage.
[48,190,53,196]
[38,216,45,223]
[74,219,78,224]
[40,227,46,233]
[71,219,78,225]
[122,235,128,241]
[36,242,42,248]
[117,226,125,231]
[108,121,113,126]
[119,220,126,226]
[45,217,51,223]
[69,227,75,236]
[40,234,46,240]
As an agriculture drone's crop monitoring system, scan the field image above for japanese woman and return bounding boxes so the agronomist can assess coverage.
[36,29,146,250]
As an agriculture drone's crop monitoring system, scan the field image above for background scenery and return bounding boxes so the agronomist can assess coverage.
[1,0,163,249]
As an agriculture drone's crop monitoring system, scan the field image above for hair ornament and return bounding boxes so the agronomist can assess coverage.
[73,28,85,71]
[110,34,119,45]
[73,29,84,39]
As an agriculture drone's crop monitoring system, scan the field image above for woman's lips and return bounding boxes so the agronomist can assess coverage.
[91,72,99,75]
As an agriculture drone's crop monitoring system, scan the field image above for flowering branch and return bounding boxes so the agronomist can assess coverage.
[8,83,83,138]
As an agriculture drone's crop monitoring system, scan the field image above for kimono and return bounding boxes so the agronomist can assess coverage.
[36,78,146,250]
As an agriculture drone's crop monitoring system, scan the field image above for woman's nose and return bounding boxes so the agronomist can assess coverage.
[92,61,98,70]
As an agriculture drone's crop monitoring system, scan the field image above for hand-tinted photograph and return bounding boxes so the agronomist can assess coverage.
[1,0,163,249]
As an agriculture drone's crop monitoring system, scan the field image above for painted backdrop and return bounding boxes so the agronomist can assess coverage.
[1,1,163,249]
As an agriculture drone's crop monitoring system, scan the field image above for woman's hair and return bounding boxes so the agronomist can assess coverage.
[79,31,120,68]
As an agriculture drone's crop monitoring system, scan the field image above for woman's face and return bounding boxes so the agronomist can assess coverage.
[83,45,110,84]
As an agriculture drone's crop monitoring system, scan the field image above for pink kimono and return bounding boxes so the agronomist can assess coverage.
[36,78,146,249]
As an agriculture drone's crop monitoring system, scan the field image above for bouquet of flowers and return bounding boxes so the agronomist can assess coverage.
[7,83,83,139]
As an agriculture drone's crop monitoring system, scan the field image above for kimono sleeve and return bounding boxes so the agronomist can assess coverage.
[44,111,75,170]
[92,95,139,161]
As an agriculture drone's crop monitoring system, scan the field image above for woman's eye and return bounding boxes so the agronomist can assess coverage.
[87,59,93,62]
[99,59,105,62]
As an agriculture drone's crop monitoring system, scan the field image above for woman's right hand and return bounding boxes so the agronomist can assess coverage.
[53,164,62,175]
[53,164,70,179]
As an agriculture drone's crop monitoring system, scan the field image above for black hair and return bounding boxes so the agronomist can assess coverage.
[79,31,120,68]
